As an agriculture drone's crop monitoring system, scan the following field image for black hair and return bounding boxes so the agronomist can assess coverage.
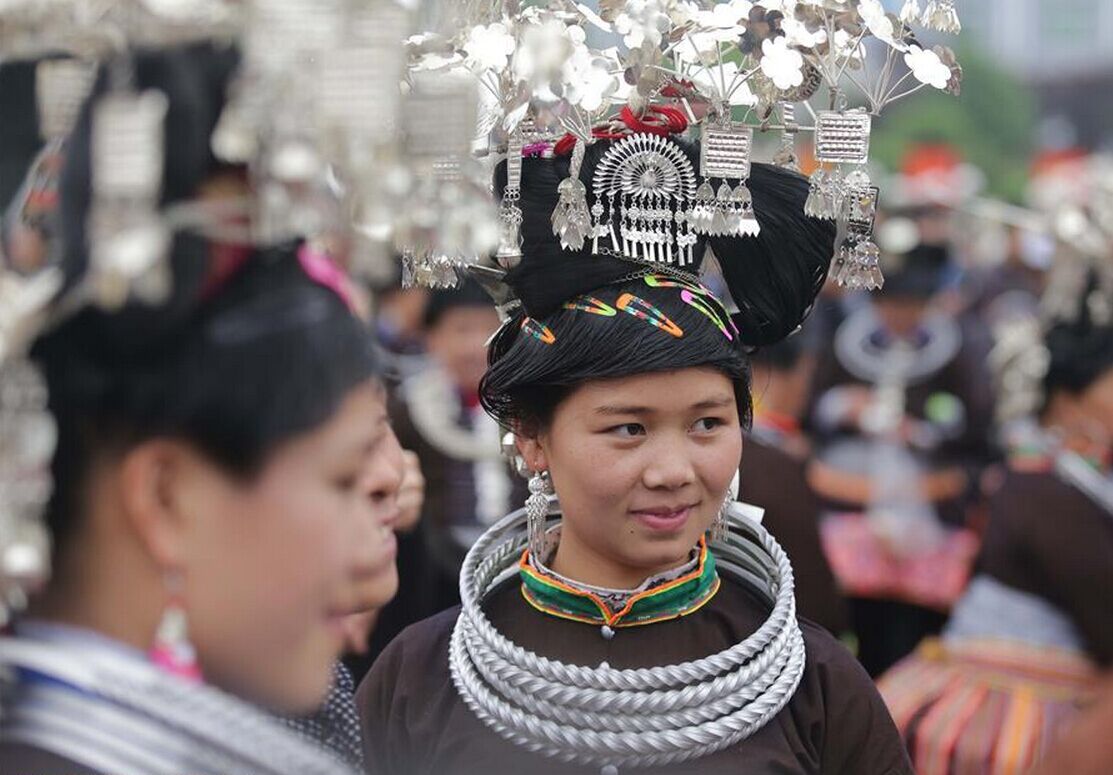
[422,278,494,329]
[480,136,835,433]
[481,276,753,434]
[749,333,806,372]
[31,44,380,556]
[1043,275,1113,400]
[876,243,949,299]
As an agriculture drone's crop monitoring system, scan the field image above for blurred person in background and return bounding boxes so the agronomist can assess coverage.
[806,225,996,676]
[742,335,848,636]
[0,45,406,774]
[878,266,1113,775]
[349,281,527,677]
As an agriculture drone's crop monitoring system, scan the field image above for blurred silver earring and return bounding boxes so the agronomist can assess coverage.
[526,470,552,559]
[710,497,731,543]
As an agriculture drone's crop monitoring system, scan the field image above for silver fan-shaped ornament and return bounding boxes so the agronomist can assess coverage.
[591,133,699,265]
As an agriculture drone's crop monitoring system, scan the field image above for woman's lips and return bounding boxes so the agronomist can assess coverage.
[630,506,694,532]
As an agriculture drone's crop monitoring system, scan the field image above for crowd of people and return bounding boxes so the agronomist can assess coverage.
[1,3,1111,775]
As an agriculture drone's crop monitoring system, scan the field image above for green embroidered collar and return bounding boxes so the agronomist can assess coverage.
[519,536,721,628]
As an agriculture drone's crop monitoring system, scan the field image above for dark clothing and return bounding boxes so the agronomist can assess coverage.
[357,578,912,775]
[979,468,1113,666]
[739,436,849,635]
[0,743,100,775]
[809,317,995,479]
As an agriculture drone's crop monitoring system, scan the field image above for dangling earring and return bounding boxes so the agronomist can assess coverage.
[710,497,731,544]
[526,470,552,560]
[150,571,202,683]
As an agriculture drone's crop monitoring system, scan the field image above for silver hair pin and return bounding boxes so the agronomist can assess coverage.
[35,58,96,144]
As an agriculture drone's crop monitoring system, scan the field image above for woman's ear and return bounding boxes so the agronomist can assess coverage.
[116,440,207,570]
[514,431,549,474]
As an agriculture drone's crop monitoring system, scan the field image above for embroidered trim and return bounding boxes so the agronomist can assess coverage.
[518,538,720,628]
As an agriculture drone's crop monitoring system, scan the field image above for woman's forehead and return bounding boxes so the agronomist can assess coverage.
[565,368,737,414]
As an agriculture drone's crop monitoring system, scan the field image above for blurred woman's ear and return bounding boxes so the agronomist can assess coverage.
[117,440,211,571]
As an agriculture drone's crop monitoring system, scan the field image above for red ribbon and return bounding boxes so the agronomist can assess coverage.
[552,104,690,156]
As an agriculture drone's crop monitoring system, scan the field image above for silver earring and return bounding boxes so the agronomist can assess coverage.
[710,497,731,544]
[526,470,552,559]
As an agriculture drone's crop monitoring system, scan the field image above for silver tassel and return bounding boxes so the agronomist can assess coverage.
[922,0,961,34]
[495,127,525,269]
[833,185,883,291]
[804,167,842,220]
[710,499,730,544]
[551,137,591,251]
[899,0,921,25]
[525,471,552,560]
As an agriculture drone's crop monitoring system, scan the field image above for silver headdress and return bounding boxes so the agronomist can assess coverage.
[0,0,441,626]
[397,0,964,295]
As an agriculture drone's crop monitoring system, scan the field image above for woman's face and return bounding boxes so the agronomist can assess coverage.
[180,379,404,713]
[521,368,742,587]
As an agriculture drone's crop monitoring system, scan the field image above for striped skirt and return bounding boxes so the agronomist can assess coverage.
[877,638,1096,775]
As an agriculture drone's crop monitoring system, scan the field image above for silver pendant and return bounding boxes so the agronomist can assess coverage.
[695,123,759,238]
[89,89,171,309]
[551,137,591,251]
[833,186,884,291]
[922,0,961,34]
[815,111,872,166]
[495,127,525,269]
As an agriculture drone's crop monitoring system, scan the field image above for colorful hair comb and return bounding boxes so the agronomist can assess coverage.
[616,293,684,338]
[521,317,556,344]
[563,295,617,316]
[680,289,734,341]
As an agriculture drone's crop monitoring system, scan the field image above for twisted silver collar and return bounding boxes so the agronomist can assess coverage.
[0,629,357,775]
[448,501,806,771]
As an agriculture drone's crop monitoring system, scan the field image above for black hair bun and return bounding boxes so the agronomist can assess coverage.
[50,42,240,358]
[497,136,836,348]
[1044,272,1113,396]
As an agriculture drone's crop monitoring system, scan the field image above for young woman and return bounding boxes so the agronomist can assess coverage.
[0,46,404,774]
[357,126,912,773]
[878,278,1113,774]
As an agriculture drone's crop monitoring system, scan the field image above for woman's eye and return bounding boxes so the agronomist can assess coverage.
[611,423,646,438]
[692,417,724,433]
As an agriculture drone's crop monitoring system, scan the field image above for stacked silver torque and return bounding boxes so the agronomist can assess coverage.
[448,501,806,771]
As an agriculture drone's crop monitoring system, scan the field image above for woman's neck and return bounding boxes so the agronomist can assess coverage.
[549,528,694,590]
[27,547,162,654]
